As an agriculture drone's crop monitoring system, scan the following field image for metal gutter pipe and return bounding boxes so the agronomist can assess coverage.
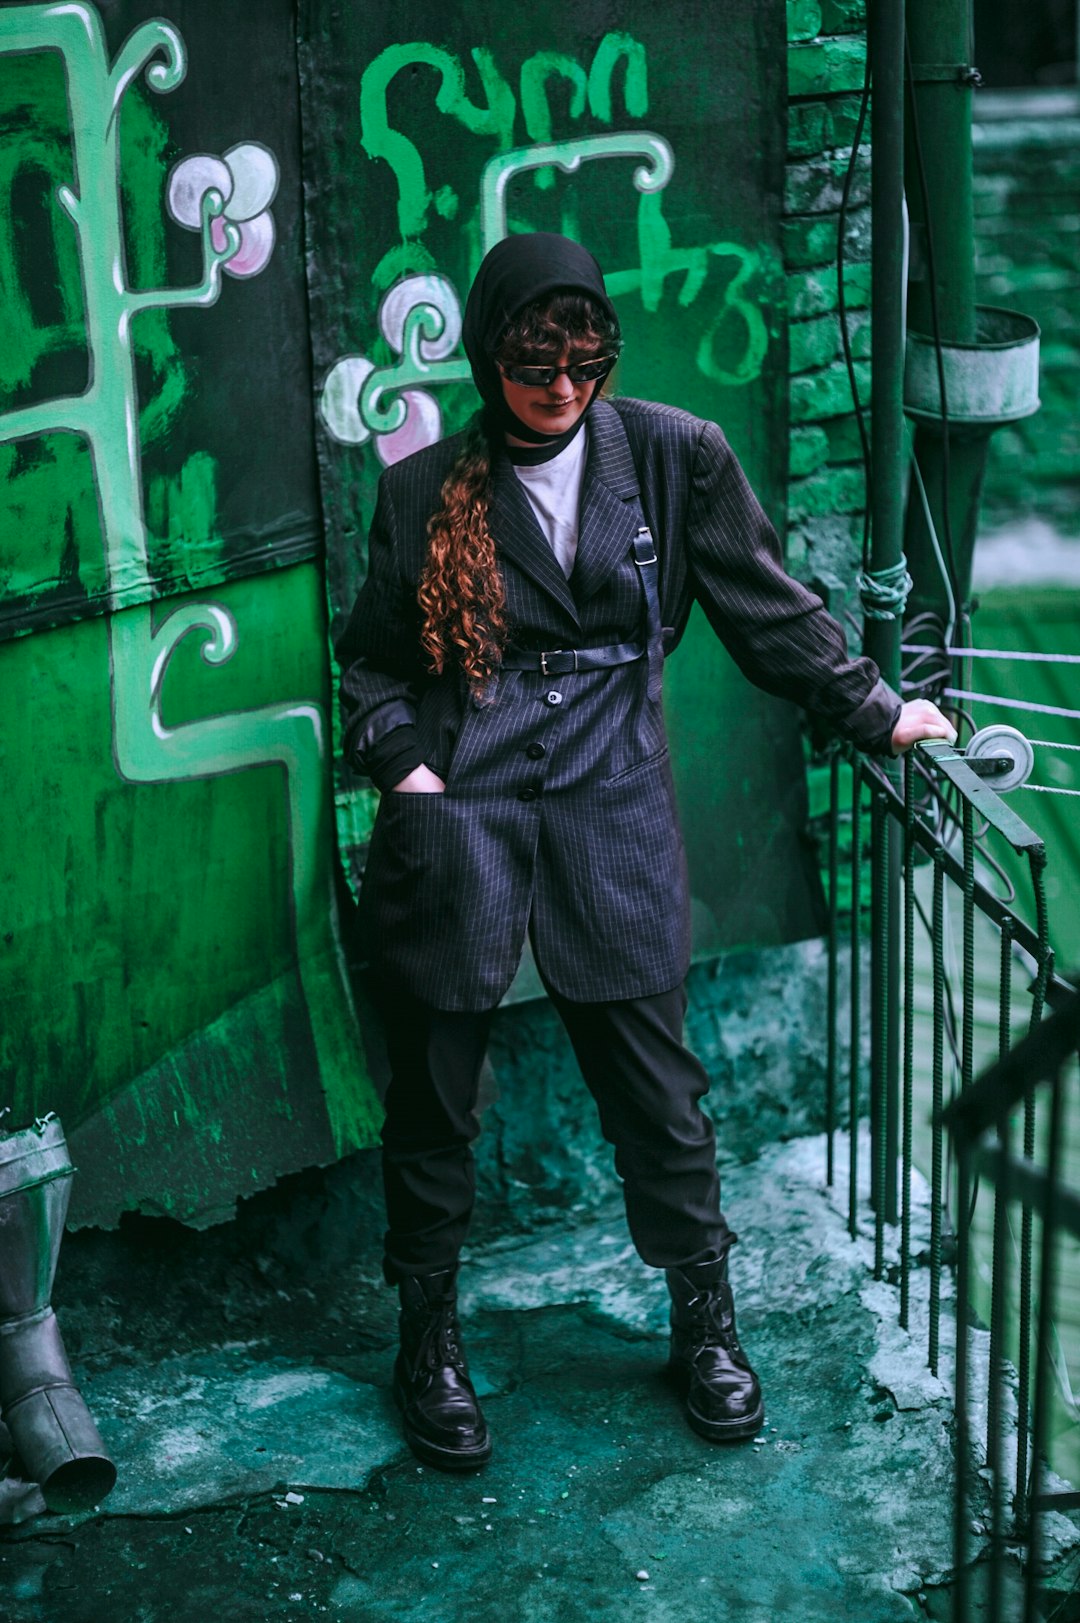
[901,2,1039,638]
[865,0,908,1227]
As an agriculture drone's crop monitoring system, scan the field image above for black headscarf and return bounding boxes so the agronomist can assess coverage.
[462,232,619,448]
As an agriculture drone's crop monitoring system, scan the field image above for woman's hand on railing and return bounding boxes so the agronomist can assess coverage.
[890,699,957,755]
[392,764,447,793]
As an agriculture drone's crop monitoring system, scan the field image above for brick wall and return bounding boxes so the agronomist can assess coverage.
[784,0,871,611]
[781,45,1080,554]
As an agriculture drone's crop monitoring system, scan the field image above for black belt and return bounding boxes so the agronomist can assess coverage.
[500,642,644,676]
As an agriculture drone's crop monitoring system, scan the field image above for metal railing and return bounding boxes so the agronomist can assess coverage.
[819,736,1078,1621]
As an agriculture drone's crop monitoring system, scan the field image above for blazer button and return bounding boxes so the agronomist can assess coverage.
[545,690,563,706]
[525,741,546,759]
[518,786,539,802]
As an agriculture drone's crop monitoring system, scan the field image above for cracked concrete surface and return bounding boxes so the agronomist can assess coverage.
[5,1129,1075,1619]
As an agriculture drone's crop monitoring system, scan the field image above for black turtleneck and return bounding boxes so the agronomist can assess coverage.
[500,409,590,466]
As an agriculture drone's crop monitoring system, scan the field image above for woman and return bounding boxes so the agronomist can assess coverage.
[337,232,953,1472]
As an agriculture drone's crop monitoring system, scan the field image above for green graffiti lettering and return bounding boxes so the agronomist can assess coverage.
[607,189,709,311]
[433,183,458,219]
[519,52,587,190]
[359,42,515,243]
[338,22,772,464]
[480,131,673,257]
[605,192,768,387]
[370,239,437,296]
[696,247,770,386]
[587,33,649,123]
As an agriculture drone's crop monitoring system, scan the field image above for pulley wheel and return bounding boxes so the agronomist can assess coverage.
[965,724,1034,792]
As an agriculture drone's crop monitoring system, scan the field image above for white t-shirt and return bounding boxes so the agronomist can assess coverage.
[511,425,588,579]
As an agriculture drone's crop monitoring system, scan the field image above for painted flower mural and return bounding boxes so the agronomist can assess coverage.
[319,273,470,467]
[166,141,279,278]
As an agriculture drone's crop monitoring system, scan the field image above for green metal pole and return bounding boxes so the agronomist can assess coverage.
[902,0,985,628]
[905,2,977,342]
[867,5,909,682]
[865,0,906,1227]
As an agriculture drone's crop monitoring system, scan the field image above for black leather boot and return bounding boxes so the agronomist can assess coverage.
[666,1255,764,1442]
[392,1267,491,1470]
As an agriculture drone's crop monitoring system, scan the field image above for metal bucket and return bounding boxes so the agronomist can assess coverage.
[904,305,1041,426]
[0,1120,116,1512]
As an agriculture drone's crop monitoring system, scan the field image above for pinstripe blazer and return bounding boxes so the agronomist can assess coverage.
[337,397,900,1011]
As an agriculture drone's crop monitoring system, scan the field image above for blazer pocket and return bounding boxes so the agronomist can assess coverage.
[371,786,449,869]
[602,746,670,789]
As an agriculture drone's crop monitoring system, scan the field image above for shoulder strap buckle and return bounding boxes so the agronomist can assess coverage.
[632,526,658,567]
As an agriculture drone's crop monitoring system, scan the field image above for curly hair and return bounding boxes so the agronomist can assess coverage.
[417,293,622,697]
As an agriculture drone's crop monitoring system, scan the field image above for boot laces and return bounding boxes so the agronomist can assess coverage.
[418,1300,464,1372]
[689,1285,742,1357]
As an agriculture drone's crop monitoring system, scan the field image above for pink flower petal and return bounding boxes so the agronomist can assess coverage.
[378,275,462,362]
[375,391,443,466]
[222,211,276,279]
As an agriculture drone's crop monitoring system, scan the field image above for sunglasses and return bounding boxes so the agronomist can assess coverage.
[498,353,619,388]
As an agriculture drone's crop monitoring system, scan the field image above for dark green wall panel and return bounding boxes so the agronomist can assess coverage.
[299,0,824,958]
[0,3,378,1226]
[0,0,819,1222]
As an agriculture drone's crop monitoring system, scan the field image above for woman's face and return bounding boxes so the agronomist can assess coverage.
[498,347,601,441]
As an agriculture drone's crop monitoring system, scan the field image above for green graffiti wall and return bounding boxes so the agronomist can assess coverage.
[299,0,823,981]
[0,1,379,1226]
[1,0,807,1224]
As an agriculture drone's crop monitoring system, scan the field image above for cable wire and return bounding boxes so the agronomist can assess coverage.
[837,32,874,572]
[944,689,1080,722]
[904,646,1080,666]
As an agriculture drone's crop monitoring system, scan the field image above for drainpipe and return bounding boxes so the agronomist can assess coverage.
[902,0,980,637]
[867,0,1041,1232]
[864,0,907,1227]
[902,1,1040,642]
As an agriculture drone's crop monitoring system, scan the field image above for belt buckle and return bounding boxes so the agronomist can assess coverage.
[633,525,658,566]
[540,649,564,676]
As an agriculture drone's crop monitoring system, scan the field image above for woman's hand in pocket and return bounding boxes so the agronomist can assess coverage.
[391,764,447,794]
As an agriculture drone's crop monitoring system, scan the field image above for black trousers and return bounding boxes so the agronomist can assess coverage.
[376,976,736,1283]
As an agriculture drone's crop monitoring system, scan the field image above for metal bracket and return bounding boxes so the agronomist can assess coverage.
[963,754,1014,780]
[908,62,983,86]
[916,739,1044,852]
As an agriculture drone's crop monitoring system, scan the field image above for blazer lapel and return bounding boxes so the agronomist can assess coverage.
[489,456,582,629]
[572,401,644,603]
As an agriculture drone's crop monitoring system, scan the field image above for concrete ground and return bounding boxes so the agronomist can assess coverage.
[0,1131,1077,1622]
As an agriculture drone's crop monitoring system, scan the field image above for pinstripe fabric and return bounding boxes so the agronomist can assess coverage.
[337,399,900,1011]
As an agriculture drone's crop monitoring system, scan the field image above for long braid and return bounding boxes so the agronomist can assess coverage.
[418,293,621,699]
[418,416,506,698]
